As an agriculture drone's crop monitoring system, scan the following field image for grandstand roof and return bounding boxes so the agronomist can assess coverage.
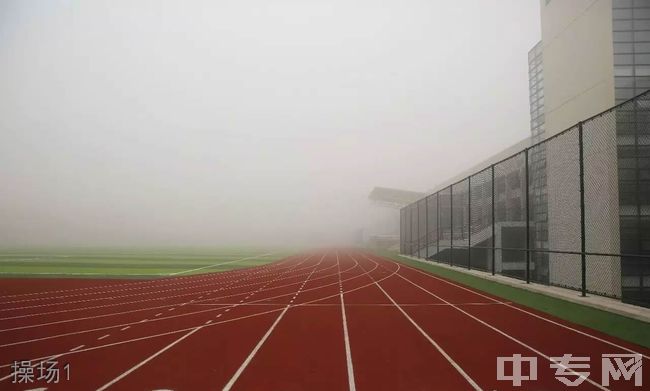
[368,187,426,208]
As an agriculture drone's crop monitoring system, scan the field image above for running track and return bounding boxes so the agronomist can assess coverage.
[0,251,648,390]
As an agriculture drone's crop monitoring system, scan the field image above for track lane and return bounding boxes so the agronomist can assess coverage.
[0,255,317,390]
[0,252,286,302]
[342,252,478,390]
[371,253,650,391]
[228,252,352,391]
[0,255,364,359]
[96,253,327,390]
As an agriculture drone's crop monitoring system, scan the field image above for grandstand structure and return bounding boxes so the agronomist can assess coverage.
[365,187,424,249]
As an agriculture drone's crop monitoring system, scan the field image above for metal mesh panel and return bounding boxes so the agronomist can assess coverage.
[426,194,438,259]
[410,203,418,256]
[584,106,623,298]
[535,128,582,289]
[452,180,469,267]
[437,187,452,264]
[470,168,493,272]
[494,152,527,280]
[396,90,650,307]
[418,199,427,258]
[403,206,411,255]
[400,208,406,254]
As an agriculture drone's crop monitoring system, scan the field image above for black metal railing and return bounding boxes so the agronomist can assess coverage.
[400,90,650,308]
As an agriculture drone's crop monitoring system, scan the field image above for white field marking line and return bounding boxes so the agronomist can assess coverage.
[168,253,274,276]
[185,302,510,307]
[0,257,332,322]
[0,254,294,308]
[120,326,130,331]
[0,256,316,357]
[0,258,320,311]
[0,271,172,276]
[0,256,386,372]
[97,334,110,340]
[223,254,325,391]
[0,256,326,343]
[353,254,483,391]
[0,253,291,301]
[336,252,356,391]
[0,255,324,314]
[394,257,650,361]
[0,256,317,385]
[99,253,321,391]
[385,261,609,391]
[223,306,289,391]
[0,262,293,306]
[0,257,359,348]
[0,256,319,370]
[95,326,203,391]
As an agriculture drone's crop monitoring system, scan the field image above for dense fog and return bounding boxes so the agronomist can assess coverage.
[0,0,540,247]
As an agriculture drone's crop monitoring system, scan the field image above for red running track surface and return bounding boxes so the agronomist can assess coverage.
[0,251,648,390]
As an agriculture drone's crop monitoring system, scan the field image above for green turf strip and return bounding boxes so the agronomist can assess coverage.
[376,251,650,349]
[0,249,294,278]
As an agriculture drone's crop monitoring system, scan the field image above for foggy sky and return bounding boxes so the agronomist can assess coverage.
[0,0,541,247]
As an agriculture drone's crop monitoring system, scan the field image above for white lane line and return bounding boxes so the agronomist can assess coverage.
[0,257,353,350]
[155,313,162,317]
[0,257,386,374]
[336,253,356,391]
[94,255,314,390]
[96,326,203,391]
[0,257,331,322]
[353,255,483,391]
[169,253,274,276]
[120,326,130,331]
[0,254,294,302]
[222,306,290,391]
[97,334,110,341]
[222,254,324,391]
[396,258,650,360]
[390,265,609,391]
[69,345,84,352]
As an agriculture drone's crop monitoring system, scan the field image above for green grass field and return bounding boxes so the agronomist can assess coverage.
[376,251,650,349]
[0,247,295,278]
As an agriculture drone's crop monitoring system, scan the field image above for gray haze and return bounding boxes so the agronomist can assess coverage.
[0,0,540,247]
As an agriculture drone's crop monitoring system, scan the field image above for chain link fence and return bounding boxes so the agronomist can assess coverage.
[400,90,650,308]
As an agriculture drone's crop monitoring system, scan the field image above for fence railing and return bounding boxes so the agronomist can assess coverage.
[400,90,650,308]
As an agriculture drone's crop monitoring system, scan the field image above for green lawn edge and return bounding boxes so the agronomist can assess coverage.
[374,250,650,349]
[0,252,294,279]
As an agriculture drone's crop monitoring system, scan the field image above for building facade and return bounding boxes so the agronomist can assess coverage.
[537,0,650,307]
[400,0,650,308]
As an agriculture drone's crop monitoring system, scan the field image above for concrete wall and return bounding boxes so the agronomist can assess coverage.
[541,0,616,136]
[541,0,621,297]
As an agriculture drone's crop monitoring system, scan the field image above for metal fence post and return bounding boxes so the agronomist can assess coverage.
[416,201,420,258]
[579,121,587,297]
[436,193,440,259]
[492,165,496,275]
[468,176,472,270]
[425,197,429,259]
[408,205,412,256]
[525,148,531,284]
[450,185,454,267]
